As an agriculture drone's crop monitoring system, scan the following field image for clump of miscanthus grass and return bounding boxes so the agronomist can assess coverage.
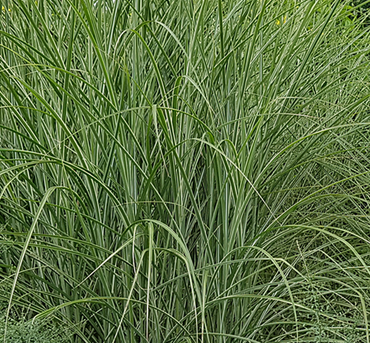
[1,0,370,342]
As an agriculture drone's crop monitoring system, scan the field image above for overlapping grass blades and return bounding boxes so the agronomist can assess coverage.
[1,0,370,342]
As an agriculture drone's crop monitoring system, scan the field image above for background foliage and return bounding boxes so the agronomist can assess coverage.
[1,0,370,342]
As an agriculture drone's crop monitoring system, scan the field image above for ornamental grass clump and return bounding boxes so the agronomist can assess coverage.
[1,0,370,342]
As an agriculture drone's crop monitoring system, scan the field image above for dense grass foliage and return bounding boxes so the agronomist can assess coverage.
[1,0,370,342]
